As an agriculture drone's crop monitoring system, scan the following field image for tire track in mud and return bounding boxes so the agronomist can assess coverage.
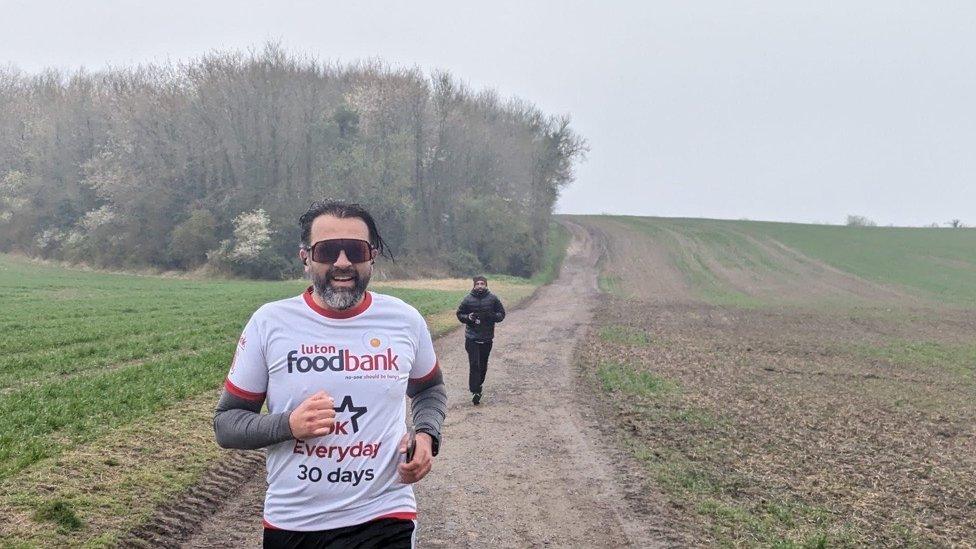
[117,450,265,548]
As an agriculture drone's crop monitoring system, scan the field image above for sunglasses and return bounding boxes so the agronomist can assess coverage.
[306,238,375,264]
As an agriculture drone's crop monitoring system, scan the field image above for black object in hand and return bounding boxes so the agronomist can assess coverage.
[406,436,416,463]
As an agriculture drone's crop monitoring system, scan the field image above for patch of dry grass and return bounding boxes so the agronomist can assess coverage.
[0,391,223,548]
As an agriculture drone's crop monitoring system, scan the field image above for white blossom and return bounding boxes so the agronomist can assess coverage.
[230,209,272,260]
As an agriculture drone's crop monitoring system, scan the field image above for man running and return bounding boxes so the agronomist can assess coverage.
[456,276,506,405]
[214,200,447,548]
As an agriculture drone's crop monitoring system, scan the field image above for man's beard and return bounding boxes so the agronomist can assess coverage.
[313,266,371,310]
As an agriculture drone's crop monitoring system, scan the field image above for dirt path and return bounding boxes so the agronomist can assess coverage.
[178,221,669,548]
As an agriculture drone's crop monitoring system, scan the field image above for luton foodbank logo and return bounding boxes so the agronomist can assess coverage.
[286,341,399,373]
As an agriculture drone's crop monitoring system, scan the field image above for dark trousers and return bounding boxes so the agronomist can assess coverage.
[465,338,493,394]
[264,518,415,548]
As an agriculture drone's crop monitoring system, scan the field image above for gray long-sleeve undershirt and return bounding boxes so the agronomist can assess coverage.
[213,391,294,450]
[213,372,447,453]
[406,370,448,450]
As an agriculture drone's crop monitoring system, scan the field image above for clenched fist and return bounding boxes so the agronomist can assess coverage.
[398,432,433,483]
[288,390,336,439]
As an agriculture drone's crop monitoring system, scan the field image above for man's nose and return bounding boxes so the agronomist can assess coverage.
[334,250,353,268]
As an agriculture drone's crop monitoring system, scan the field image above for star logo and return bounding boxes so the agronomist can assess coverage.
[333,395,367,433]
[238,336,247,349]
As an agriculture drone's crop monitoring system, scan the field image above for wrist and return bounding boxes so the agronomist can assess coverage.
[281,410,296,438]
[415,429,440,456]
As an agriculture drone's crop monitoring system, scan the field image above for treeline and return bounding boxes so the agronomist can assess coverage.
[0,44,585,278]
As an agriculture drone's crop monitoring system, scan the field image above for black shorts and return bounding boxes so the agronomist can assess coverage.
[263,518,415,549]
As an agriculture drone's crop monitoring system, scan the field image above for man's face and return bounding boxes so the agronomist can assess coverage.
[301,215,375,310]
[473,280,487,292]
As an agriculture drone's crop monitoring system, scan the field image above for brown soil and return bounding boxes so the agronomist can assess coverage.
[585,216,695,303]
[570,214,976,545]
[579,298,976,545]
[152,221,676,548]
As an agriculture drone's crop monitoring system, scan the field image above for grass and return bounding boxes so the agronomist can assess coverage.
[596,361,676,397]
[0,347,229,480]
[0,391,224,548]
[32,500,83,532]
[597,216,783,306]
[597,274,623,295]
[849,339,976,382]
[630,217,777,305]
[0,227,575,547]
[593,356,859,546]
[693,498,843,548]
[598,215,976,306]
[530,221,572,286]
[598,325,651,346]
[738,220,976,304]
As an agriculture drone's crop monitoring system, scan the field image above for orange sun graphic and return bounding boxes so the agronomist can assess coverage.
[369,337,381,348]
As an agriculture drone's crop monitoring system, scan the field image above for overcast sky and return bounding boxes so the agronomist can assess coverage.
[3,1,974,226]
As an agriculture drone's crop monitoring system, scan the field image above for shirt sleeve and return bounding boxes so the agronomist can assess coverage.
[224,313,268,401]
[493,295,506,323]
[410,310,439,381]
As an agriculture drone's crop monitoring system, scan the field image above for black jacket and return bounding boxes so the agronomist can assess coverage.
[456,290,506,341]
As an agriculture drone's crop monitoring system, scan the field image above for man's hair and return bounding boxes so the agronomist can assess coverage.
[473,275,487,284]
[299,200,394,261]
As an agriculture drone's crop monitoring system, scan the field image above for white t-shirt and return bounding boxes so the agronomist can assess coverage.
[225,288,440,531]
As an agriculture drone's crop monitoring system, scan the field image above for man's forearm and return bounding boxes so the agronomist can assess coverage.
[494,298,506,322]
[408,373,447,455]
[213,390,293,450]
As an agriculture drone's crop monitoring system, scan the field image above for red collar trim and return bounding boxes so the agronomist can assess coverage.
[302,287,372,319]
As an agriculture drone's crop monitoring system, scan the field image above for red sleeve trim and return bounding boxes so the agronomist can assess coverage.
[409,361,440,383]
[372,511,418,522]
[225,379,266,401]
[262,518,281,530]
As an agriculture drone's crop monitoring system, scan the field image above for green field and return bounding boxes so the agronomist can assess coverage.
[595,215,976,306]
[0,238,564,547]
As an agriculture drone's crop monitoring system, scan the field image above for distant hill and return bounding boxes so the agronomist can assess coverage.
[577,215,976,306]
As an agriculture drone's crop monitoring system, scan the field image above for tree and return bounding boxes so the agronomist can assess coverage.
[846,215,877,227]
[0,45,587,278]
[169,209,220,268]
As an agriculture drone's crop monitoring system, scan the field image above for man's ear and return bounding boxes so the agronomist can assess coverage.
[299,249,309,266]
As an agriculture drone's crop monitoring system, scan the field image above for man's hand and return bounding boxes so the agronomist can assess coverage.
[398,432,433,483]
[288,390,336,439]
